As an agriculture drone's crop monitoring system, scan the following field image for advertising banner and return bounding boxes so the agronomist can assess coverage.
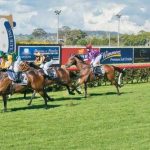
[17,44,61,65]
[61,47,87,65]
[0,18,15,53]
[134,48,150,63]
[100,48,133,64]
[61,47,100,65]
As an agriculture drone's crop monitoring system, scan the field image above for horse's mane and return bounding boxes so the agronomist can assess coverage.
[28,62,41,69]
[74,54,88,65]
[74,54,85,63]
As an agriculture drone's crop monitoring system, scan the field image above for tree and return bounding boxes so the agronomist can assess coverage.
[32,28,48,38]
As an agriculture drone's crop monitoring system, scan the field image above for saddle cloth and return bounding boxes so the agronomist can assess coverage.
[6,70,28,85]
[45,68,57,79]
[93,65,105,76]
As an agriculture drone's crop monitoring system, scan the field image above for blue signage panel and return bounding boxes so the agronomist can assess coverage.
[4,21,15,53]
[100,48,133,64]
[17,45,61,65]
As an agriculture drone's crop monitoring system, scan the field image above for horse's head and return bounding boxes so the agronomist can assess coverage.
[19,61,30,72]
[65,55,77,68]
[65,54,84,68]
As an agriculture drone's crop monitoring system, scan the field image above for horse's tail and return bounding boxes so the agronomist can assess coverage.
[113,66,126,86]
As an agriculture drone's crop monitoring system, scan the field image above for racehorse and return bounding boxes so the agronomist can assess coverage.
[26,62,80,105]
[24,62,84,105]
[18,61,54,107]
[0,71,27,111]
[65,54,125,97]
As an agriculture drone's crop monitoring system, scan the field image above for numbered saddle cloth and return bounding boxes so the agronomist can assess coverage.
[7,70,28,85]
[46,68,57,79]
[93,66,105,76]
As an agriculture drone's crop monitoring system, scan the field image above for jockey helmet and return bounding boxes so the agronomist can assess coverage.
[0,51,4,57]
[7,54,13,61]
[34,52,42,57]
[86,44,92,51]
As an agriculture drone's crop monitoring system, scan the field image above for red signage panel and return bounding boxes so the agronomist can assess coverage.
[61,47,86,65]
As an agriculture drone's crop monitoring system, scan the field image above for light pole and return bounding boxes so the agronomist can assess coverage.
[116,14,121,47]
[54,10,61,44]
[106,31,111,47]
[106,31,110,47]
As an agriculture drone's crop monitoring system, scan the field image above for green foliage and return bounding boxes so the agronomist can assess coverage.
[121,31,150,46]
[76,38,88,45]
[31,28,48,38]
[59,26,87,45]
[16,27,150,46]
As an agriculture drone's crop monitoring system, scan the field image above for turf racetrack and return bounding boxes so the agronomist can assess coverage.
[0,83,150,150]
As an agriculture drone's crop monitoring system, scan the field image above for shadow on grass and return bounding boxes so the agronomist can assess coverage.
[10,104,61,112]
[54,96,82,101]
[90,91,133,96]
[8,96,41,101]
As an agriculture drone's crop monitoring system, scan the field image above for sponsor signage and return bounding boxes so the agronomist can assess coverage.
[134,48,150,63]
[100,48,133,64]
[61,47,87,65]
[61,47,99,65]
[0,18,15,53]
[17,44,61,65]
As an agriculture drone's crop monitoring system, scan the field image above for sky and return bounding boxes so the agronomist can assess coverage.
[0,0,150,34]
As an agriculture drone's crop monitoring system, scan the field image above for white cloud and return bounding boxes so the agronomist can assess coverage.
[83,3,126,31]
[1,0,150,34]
[143,20,150,31]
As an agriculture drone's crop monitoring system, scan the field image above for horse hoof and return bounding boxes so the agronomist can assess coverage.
[45,106,48,109]
[69,92,75,95]
[1,109,7,112]
[48,98,54,101]
[77,91,82,94]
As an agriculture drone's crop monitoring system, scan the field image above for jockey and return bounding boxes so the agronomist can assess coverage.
[40,55,54,76]
[86,44,102,67]
[0,51,6,68]
[86,44,104,76]
[13,56,23,83]
[4,53,13,69]
[34,52,45,66]
[0,52,13,69]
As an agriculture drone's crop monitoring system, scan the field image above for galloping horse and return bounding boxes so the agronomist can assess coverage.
[19,61,79,105]
[28,62,76,93]
[18,61,53,107]
[26,62,81,105]
[0,71,27,111]
[65,55,125,97]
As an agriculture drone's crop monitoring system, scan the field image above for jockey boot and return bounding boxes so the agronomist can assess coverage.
[15,72,22,83]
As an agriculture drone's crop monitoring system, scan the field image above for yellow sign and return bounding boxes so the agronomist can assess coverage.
[78,49,84,54]
[0,14,13,28]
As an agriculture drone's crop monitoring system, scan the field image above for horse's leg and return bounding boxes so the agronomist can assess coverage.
[45,92,54,101]
[23,90,27,99]
[114,81,120,95]
[107,73,120,95]
[74,77,87,96]
[66,85,75,95]
[38,90,48,108]
[43,87,54,101]
[28,90,36,105]
[84,82,88,98]
[2,94,7,112]
[69,84,82,94]
[75,85,82,94]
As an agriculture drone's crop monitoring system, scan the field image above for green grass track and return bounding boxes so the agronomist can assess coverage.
[0,83,150,150]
